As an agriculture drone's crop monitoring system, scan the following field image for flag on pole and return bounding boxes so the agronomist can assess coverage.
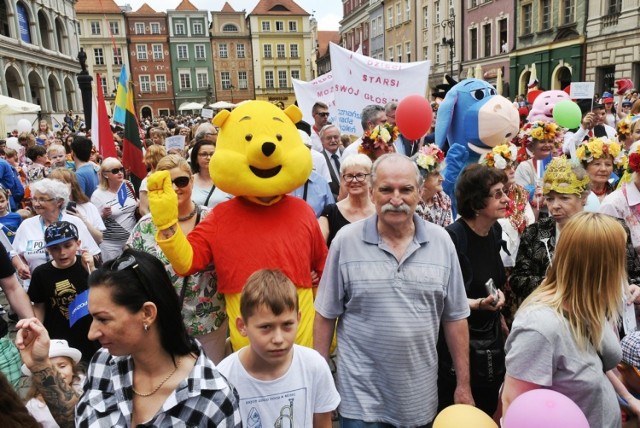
[113,66,128,124]
[123,81,146,179]
[95,73,118,159]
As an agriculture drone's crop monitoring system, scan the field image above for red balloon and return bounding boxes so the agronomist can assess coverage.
[395,95,433,140]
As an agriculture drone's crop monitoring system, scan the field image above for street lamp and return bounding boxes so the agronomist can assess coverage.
[441,9,456,78]
[229,84,235,103]
[205,84,213,107]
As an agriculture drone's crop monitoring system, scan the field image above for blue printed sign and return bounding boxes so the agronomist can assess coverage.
[117,183,127,207]
[69,290,89,327]
[16,3,31,44]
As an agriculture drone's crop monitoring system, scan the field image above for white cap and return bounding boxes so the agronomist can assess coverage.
[21,339,82,376]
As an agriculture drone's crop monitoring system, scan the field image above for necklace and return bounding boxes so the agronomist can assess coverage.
[132,358,181,397]
[592,185,608,197]
[178,203,197,222]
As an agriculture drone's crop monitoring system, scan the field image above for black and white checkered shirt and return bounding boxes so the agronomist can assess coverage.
[76,347,241,427]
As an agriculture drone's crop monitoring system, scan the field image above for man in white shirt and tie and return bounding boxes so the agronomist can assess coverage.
[320,124,343,199]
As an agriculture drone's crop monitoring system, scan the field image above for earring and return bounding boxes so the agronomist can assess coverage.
[143,324,149,332]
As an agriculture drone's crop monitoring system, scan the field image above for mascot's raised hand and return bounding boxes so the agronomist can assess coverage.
[147,170,179,230]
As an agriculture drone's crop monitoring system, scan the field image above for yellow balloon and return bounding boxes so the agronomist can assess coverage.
[433,404,498,428]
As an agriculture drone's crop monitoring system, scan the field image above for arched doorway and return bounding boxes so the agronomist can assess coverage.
[5,66,24,100]
[28,70,45,108]
[551,65,572,91]
[15,1,32,43]
[37,10,51,50]
[54,17,67,55]
[64,77,75,111]
[0,0,11,37]
[48,74,60,112]
[518,69,531,97]
[141,106,152,120]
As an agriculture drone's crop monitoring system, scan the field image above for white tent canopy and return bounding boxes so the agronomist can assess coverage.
[178,102,204,111]
[209,101,236,110]
[0,95,40,114]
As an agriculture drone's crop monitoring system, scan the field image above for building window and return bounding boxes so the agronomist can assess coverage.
[100,76,107,95]
[94,48,104,65]
[483,23,491,56]
[278,70,287,88]
[541,0,551,30]
[236,43,245,58]
[607,0,621,15]
[522,3,532,34]
[218,43,228,58]
[139,75,151,92]
[262,21,270,31]
[288,21,297,32]
[423,6,429,28]
[113,47,122,65]
[397,44,402,62]
[179,72,191,90]
[196,72,208,89]
[290,44,299,58]
[405,0,411,21]
[371,18,377,38]
[291,70,300,80]
[193,22,203,35]
[238,71,248,89]
[470,28,478,59]
[135,22,144,34]
[396,3,402,24]
[277,44,285,58]
[156,75,166,92]
[423,46,428,60]
[220,71,231,89]
[499,19,508,52]
[223,23,238,32]
[435,43,440,64]
[435,1,440,24]
[263,44,272,58]
[470,0,477,8]
[152,44,163,60]
[195,44,205,60]
[265,71,274,88]
[405,41,411,62]
[90,21,101,35]
[562,0,575,24]
[177,45,188,60]
[388,47,394,61]
[109,21,119,35]
[137,45,147,60]
[275,21,284,31]
[175,22,185,35]
[151,22,160,34]
[387,7,393,27]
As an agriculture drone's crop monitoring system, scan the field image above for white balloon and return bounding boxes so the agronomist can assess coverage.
[16,119,32,133]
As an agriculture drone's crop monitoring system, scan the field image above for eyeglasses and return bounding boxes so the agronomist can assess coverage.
[107,167,124,174]
[110,253,152,299]
[342,173,369,183]
[33,197,55,204]
[316,112,330,117]
[204,132,218,137]
[488,188,507,200]
[172,176,190,188]
[198,151,214,158]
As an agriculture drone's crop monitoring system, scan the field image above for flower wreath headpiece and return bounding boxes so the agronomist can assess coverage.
[617,115,632,138]
[358,123,399,160]
[627,142,640,174]
[542,156,590,196]
[481,142,518,170]
[519,121,564,147]
[413,144,445,176]
[575,137,625,167]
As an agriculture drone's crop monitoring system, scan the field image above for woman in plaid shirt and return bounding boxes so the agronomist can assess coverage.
[15,249,241,427]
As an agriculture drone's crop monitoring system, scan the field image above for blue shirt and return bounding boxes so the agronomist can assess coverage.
[290,171,335,217]
[75,164,99,198]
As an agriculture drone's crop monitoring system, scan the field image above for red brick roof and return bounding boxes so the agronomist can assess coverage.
[250,0,309,16]
[317,31,340,57]
[75,0,122,14]
[175,0,198,11]
[129,3,160,14]
[220,2,236,12]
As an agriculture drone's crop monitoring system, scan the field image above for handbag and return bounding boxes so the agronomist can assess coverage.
[469,313,506,385]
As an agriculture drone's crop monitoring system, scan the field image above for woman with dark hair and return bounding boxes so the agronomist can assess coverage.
[190,138,230,208]
[15,249,241,427]
[0,372,40,428]
[438,164,508,417]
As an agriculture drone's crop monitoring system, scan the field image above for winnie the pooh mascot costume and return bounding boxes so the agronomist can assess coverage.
[148,101,327,350]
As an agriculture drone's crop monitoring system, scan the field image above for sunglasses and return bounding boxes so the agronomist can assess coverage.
[110,253,152,299]
[172,176,190,188]
[108,167,124,174]
[316,112,330,117]
[488,188,507,200]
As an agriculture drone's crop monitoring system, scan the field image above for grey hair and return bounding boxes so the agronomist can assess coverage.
[360,104,385,130]
[340,154,372,175]
[370,153,423,189]
[319,124,340,139]
[194,122,217,141]
[384,102,397,114]
[30,178,70,208]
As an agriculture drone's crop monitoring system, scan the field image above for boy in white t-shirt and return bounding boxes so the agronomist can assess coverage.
[217,269,340,427]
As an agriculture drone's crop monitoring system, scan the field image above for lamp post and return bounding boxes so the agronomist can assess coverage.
[205,84,213,107]
[441,9,455,78]
[229,84,235,103]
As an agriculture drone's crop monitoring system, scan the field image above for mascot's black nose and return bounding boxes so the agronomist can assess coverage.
[262,142,276,157]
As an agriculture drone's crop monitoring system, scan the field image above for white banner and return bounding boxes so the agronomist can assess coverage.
[329,43,430,136]
[570,82,596,99]
[293,71,336,127]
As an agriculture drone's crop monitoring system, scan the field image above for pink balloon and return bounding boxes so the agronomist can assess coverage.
[395,95,433,140]
[503,389,589,428]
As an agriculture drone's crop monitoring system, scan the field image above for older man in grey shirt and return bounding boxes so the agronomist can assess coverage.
[314,154,473,427]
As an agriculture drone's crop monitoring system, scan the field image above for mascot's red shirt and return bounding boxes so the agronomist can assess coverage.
[184,195,327,294]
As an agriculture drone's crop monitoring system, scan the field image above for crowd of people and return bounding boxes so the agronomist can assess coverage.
[1,86,640,427]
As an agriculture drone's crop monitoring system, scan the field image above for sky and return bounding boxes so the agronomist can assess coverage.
[119,0,343,31]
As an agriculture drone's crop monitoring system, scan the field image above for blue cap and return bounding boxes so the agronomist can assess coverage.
[623,100,633,107]
[602,91,613,98]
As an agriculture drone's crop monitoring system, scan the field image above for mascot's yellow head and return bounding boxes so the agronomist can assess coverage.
[210,101,312,205]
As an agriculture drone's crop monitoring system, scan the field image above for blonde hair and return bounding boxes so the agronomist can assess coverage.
[144,145,167,170]
[631,119,640,136]
[521,212,626,351]
[98,157,123,189]
[47,144,66,157]
[156,154,192,176]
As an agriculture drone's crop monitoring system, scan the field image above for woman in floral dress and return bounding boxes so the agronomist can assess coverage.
[127,155,227,363]
[413,144,452,227]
